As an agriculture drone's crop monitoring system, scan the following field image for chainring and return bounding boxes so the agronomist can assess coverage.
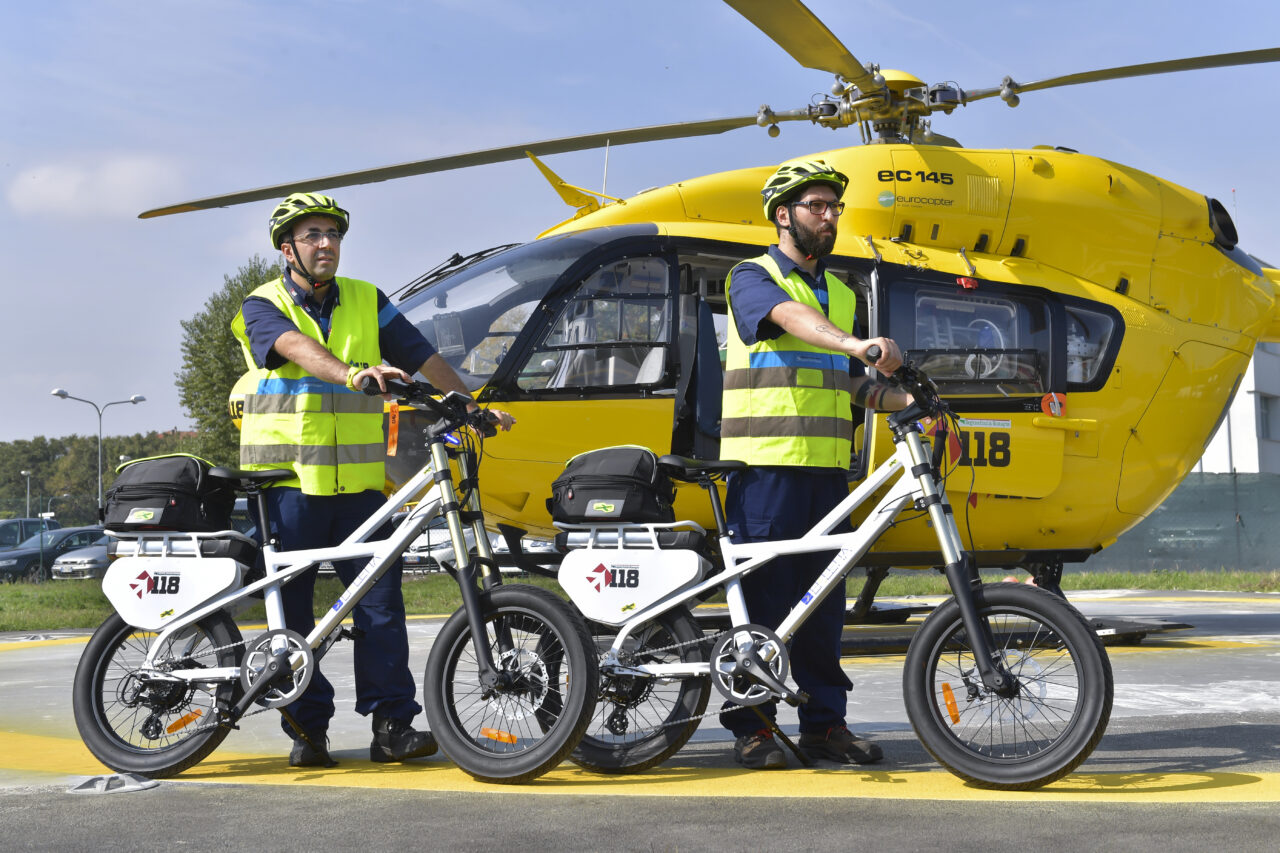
[709,623,789,707]
[240,628,315,709]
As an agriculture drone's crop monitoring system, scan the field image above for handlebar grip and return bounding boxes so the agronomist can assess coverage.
[359,376,412,397]
[865,344,882,363]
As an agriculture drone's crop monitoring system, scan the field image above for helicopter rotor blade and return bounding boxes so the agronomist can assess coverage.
[962,47,1280,104]
[139,115,758,218]
[723,0,879,92]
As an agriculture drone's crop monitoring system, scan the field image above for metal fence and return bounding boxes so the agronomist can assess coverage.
[1084,473,1280,572]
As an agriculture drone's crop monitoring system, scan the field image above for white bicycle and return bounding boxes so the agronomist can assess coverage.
[72,382,596,784]
[556,354,1113,789]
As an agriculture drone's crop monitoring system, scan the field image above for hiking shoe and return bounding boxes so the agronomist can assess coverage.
[733,730,786,770]
[799,726,883,764]
[289,733,337,768]
[370,715,438,762]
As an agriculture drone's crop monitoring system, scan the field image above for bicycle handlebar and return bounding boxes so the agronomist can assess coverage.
[863,344,948,422]
[359,377,499,438]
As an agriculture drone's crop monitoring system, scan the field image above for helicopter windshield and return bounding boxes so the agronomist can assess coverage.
[395,226,658,390]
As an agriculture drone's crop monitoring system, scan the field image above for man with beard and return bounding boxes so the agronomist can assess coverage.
[232,192,512,768]
[719,160,911,769]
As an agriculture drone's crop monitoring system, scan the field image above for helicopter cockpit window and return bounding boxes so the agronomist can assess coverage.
[1065,305,1116,386]
[518,257,672,391]
[395,232,618,390]
[890,283,1050,396]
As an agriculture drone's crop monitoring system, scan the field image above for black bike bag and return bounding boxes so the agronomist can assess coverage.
[104,453,237,533]
[547,445,676,524]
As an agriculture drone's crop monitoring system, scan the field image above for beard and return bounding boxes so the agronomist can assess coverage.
[789,217,837,258]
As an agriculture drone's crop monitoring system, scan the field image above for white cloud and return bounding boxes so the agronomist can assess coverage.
[6,154,184,219]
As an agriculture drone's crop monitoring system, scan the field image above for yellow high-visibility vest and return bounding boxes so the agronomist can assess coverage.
[721,253,856,469]
[231,276,385,495]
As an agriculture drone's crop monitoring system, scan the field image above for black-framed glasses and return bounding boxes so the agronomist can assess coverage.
[293,229,344,246]
[790,199,845,217]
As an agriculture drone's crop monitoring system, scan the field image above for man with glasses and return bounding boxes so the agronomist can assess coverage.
[231,192,512,768]
[719,160,910,769]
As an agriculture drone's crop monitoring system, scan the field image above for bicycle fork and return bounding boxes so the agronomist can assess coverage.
[899,426,1018,697]
[431,441,514,691]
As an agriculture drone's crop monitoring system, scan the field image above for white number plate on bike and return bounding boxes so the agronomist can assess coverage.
[102,556,242,630]
[559,548,703,626]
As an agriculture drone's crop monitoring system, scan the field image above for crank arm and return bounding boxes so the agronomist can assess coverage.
[226,646,295,723]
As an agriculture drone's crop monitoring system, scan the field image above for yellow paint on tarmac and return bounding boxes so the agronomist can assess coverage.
[6,731,1280,804]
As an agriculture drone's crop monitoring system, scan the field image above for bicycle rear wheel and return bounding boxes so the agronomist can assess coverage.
[903,582,1112,789]
[72,612,243,778]
[424,584,596,783]
[571,606,710,774]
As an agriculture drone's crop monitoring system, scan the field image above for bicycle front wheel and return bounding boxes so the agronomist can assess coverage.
[903,582,1113,790]
[72,612,243,778]
[424,584,596,784]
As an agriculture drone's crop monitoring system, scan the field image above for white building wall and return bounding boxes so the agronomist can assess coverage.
[1198,344,1280,474]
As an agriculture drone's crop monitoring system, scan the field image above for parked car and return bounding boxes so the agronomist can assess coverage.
[0,518,61,551]
[0,526,106,583]
[50,540,112,580]
[401,518,555,575]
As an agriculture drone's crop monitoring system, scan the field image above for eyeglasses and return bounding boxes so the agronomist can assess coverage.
[292,229,344,246]
[790,199,845,217]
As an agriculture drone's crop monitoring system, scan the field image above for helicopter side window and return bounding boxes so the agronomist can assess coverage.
[517,257,672,391]
[889,281,1051,396]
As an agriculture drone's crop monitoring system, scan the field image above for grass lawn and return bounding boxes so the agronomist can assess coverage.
[3,567,1279,633]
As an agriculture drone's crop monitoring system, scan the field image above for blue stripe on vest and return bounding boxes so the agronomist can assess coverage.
[746,351,850,371]
[256,376,354,396]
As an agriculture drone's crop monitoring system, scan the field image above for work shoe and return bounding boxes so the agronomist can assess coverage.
[799,726,884,764]
[733,729,786,770]
[370,715,438,762]
[289,733,337,768]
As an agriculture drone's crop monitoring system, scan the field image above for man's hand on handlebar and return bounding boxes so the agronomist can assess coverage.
[856,338,903,375]
[350,364,413,398]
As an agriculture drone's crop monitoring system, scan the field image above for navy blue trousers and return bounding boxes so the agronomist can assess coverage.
[264,488,422,738]
[718,467,854,738]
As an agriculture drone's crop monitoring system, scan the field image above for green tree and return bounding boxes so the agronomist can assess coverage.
[176,255,283,466]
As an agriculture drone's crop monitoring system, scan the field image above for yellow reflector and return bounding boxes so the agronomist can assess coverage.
[941,683,961,725]
[166,709,204,734]
[481,727,518,745]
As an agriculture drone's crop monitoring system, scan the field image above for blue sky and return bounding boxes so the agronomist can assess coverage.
[3,0,1277,442]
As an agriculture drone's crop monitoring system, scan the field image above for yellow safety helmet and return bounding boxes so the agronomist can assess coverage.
[760,159,849,223]
[269,192,350,249]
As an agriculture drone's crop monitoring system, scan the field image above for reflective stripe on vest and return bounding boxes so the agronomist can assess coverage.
[721,253,856,468]
[231,276,386,495]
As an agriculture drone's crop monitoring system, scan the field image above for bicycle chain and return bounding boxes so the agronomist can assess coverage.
[597,627,754,732]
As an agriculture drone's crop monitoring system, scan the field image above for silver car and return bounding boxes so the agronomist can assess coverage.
[51,542,111,580]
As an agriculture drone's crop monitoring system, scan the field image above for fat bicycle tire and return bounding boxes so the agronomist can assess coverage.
[72,612,244,779]
[424,584,597,784]
[571,606,711,774]
[902,582,1112,790]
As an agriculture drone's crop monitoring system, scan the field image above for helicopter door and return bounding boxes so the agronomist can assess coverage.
[877,271,1067,500]
[480,254,681,535]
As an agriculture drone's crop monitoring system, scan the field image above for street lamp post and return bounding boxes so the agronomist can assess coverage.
[19,470,31,518]
[47,493,70,515]
[50,390,146,513]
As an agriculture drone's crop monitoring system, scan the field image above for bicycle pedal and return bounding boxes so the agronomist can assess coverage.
[783,690,810,708]
[340,627,365,642]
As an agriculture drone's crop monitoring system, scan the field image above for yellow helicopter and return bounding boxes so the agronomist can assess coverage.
[153,0,1280,590]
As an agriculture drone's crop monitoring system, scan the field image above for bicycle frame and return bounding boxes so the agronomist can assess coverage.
[135,439,498,688]
[597,412,1011,693]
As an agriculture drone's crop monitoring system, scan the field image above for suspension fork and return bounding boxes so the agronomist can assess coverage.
[430,441,506,689]
[899,427,1016,696]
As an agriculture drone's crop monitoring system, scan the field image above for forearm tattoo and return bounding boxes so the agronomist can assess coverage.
[814,323,853,346]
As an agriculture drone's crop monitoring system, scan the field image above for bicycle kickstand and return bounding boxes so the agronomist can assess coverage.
[749,706,814,768]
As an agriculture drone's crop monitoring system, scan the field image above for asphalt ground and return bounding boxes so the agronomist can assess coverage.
[4,589,1280,852]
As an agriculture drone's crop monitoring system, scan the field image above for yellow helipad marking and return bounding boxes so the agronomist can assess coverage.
[0,636,90,652]
[6,732,1279,803]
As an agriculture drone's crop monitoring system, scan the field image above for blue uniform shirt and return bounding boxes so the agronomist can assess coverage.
[728,245,833,345]
[241,269,436,373]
